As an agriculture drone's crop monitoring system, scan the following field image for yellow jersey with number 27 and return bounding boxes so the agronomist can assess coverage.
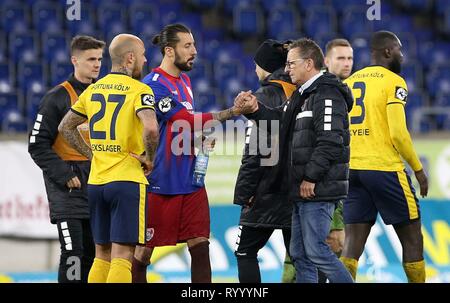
[71,72,155,185]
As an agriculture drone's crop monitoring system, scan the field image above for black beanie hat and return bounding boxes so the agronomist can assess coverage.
[254,39,291,73]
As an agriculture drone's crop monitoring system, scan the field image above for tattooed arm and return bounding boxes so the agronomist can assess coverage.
[137,109,159,163]
[58,111,93,160]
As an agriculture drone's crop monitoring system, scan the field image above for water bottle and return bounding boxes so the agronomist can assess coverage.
[192,146,209,187]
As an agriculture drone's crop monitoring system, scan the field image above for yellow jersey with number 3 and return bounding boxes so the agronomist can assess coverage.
[71,73,155,185]
[344,65,416,171]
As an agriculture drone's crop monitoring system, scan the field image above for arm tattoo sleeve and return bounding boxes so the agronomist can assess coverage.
[138,109,159,162]
[58,111,93,160]
[211,107,234,122]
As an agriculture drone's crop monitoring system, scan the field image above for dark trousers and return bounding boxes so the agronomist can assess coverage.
[235,225,291,283]
[56,219,95,283]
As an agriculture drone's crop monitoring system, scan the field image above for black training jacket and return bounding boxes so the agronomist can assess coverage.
[28,74,91,223]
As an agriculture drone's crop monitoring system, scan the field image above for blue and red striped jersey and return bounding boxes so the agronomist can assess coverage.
[142,67,213,195]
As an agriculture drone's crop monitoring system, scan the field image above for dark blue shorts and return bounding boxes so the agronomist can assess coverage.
[344,169,420,225]
[88,181,147,245]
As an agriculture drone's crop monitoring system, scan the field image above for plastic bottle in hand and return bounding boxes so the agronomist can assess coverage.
[192,146,209,187]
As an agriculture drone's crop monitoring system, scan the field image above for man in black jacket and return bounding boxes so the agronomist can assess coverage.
[234,38,353,283]
[233,39,295,283]
[28,36,105,283]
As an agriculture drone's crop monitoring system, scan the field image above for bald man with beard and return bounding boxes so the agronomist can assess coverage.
[58,34,159,282]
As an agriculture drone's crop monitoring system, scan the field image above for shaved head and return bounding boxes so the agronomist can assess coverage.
[370,30,404,74]
[109,34,147,79]
[109,34,144,65]
[370,31,400,52]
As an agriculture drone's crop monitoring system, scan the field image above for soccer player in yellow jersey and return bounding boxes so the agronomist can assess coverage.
[58,34,159,283]
[340,31,428,283]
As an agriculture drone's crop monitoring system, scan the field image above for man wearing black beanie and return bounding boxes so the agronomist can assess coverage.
[233,39,296,283]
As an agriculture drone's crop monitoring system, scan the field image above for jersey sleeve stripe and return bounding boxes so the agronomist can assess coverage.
[136,107,155,114]
[387,101,405,105]
[70,108,87,118]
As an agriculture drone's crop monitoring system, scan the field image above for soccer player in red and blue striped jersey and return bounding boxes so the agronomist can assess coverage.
[132,24,240,283]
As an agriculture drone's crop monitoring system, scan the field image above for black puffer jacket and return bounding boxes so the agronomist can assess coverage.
[246,72,353,203]
[233,68,295,228]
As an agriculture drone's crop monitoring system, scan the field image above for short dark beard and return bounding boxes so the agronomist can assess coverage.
[389,58,402,74]
[174,52,193,72]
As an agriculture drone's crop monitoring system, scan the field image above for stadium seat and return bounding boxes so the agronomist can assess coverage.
[129,3,158,35]
[65,3,97,37]
[1,109,28,133]
[50,62,73,87]
[340,5,375,38]
[350,35,371,71]
[398,0,432,12]
[303,5,337,37]
[0,63,15,93]
[314,32,340,53]
[32,0,63,34]
[261,0,293,12]
[267,6,300,39]
[401,61,423,93]
[195,89,222,112]
[224,0,257,15]
[435,0,450,16]
[405,92,431,132]
[233,5,265,37]
[1,2,29,34]
[434,93,450,130]
[0,92,24,128]
[186,0,219,10]
[9,32,39,63]
[188,59,213,81]
[97,3,126,39]
[158,1,183,27]
[297,0,328,12]
[331,0,364,14]
[426,64,450,97]
[26,91,45,125]
[222,78,246,107]
[17,62,47,95]
[213,60,245,86]
[42,33,70,64]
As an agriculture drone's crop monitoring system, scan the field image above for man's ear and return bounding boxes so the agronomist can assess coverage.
[384,48,391,59]
[324,56,330,68]
[165,46,174,58]
[71,56,77,66]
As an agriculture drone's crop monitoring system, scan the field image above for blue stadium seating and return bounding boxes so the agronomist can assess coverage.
[26,91,45,124]
[340,5,375,38]
[267,6,300,39]
[303,5,337,37]
[32,0,63,34]
[213,60,245,87]
[129,3,158,35]
[9,32,39,63]
[426,65,450,97]
[233,5,265,37]
[17,62,47,95]
[0,92,24,130]
[2,110,28,133]
[50,62,73,87]
[65,3,97,37]
[0,0,449,132]
[42,33,69,63]
[195,89,222,112]
[1,3,29,33]
[401,61,423,94]
[0,63,15,93]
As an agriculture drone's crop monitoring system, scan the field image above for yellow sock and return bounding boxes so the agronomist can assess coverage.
[106,258,132,283]
[340,256,358,280]
[403,260,426,283]
[88,258,111,283]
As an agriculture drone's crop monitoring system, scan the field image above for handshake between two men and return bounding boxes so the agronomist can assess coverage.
[232,90,259,115]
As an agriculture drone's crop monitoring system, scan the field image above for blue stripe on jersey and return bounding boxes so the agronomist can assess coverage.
[142,69,200,195]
